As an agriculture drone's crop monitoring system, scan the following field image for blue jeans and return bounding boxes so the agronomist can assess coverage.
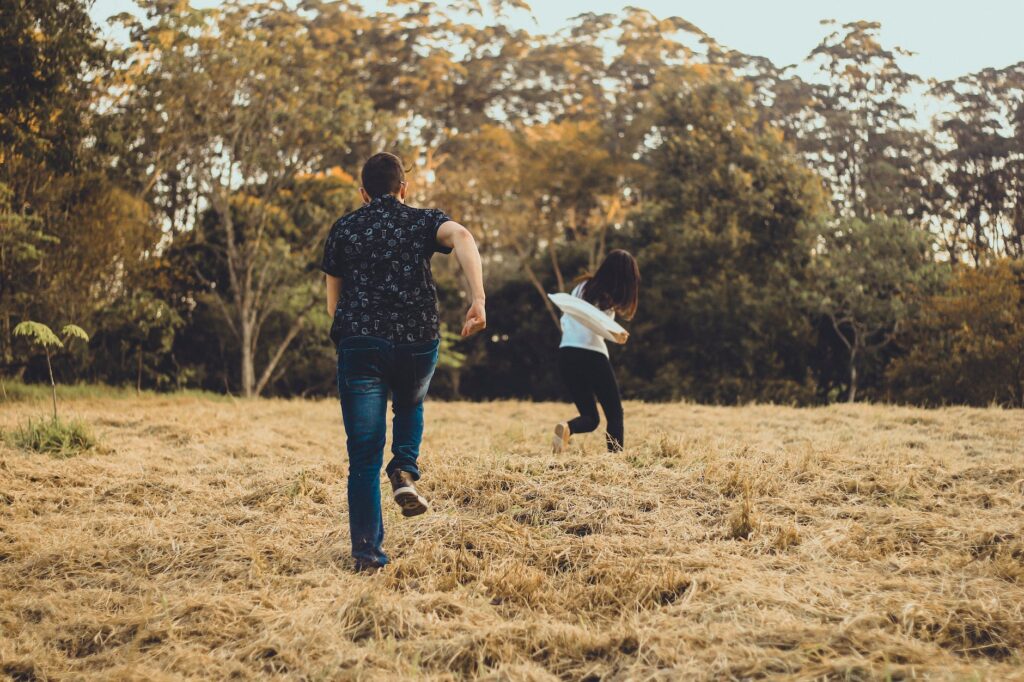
[336,335,440,567]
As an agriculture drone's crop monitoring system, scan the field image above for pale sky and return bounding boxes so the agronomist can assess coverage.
[91,0,1024,82]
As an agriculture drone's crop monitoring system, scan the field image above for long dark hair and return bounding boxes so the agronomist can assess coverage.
[578,249,640,320]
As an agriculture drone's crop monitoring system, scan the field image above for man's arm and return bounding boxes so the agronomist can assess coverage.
[436,220,486,337]
[325,275,343,318]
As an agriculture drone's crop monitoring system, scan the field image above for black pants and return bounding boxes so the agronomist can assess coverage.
[558,347,624,452]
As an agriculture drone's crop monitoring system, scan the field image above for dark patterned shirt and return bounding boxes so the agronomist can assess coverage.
[321,194,452,345]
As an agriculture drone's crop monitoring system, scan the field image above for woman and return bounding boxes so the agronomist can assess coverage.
[553,249,640,454]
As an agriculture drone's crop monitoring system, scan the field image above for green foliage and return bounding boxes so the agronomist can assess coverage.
[0,380,158,403]
[438,324,467,370]
[887,261,1024,406]
[2,0,1022,407]
[90,292,183,391]
[13,321,63,349]
[62,325,89,343]
[930,64,1024,262]
[804,21,931,221]
[0,0,148,381]
[12,321,90,351]
[0,186,59,357]
[623,74,827,403]
[11,319,91,418]
[0,0,104,165]
[454,274,563,401]
[5,417,95,457]
[110,2,368,396]
[805,217,942,401]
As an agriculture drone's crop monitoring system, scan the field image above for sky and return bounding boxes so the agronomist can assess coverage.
[90,0,1024,82]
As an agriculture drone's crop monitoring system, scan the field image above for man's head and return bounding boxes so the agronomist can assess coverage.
[360,152,407,203]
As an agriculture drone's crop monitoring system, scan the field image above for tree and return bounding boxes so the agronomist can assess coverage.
[172,172,358,396]
[627,73,828,403]
[114,1,369,396]
[0,184,57,377]
[887,260,1024,406]
[12,321,89,419]
[930,63,1024,262]
[432,120,625,328]
[301,0,548,179]
[0,0,116,379]
[7,0,1023,409]
[0,0,104,190]
[90,292,184,393]
[801,21,933,222]
[805,217,941,402]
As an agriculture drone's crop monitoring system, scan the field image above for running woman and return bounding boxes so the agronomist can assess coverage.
[552,249,640,454]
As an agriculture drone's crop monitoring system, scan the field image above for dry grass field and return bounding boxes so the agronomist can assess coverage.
[1,394,1023,681]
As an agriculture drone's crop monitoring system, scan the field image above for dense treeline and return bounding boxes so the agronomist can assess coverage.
[2,0,1023,406]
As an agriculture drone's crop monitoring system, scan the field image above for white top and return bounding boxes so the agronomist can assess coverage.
[558,283,615,357]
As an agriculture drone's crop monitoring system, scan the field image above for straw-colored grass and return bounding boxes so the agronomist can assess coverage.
[1,394,1022,680]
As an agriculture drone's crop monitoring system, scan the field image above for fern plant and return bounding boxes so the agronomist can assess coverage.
[12,321,90,420]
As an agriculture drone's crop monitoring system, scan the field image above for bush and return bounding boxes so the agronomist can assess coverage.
[5,417,96,457]
[887,260,1024,407]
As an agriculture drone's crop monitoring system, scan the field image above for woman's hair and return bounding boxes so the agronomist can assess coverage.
[578,249,641,320]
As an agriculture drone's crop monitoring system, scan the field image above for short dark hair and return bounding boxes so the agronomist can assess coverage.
[361,152,405,198]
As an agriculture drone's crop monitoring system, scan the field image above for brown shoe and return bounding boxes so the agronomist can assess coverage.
[389,470,429,517]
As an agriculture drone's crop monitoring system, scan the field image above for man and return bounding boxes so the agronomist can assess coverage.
[321,152,486,571]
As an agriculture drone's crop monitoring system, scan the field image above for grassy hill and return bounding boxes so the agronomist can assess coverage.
[1,394,1022,679]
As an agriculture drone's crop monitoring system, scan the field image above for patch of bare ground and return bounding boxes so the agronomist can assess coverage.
[1,396,1022,679]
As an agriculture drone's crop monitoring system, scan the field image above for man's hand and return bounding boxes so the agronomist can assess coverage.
[461,300,487,337]
[438,220,487,338]
[611,330,629,344]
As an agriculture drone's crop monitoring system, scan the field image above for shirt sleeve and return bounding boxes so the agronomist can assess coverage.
[320,220,345,277]
[427,209,453,255]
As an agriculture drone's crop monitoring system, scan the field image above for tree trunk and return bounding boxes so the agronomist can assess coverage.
[136,346,143,395]
[253,305,313,397]
[171,353,183,391]
[827,314,858,404]
[847,348,858,403]
[240,319,256,398]
[451,369,461,399]
[1,311,11,374]
[45,348,57,420]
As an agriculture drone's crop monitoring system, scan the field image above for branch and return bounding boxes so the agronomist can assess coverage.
[513,240,561,330]
[189,255,239,338]
[549,238,565,293]
[594,222,608,272]
[251,246,292,324]
[207,181,244,312]
[254,266,289,335]
[827,313,854,352]
[253,299,316,396]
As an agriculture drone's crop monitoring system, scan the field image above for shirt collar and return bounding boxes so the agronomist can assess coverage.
[370,193,401,206]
